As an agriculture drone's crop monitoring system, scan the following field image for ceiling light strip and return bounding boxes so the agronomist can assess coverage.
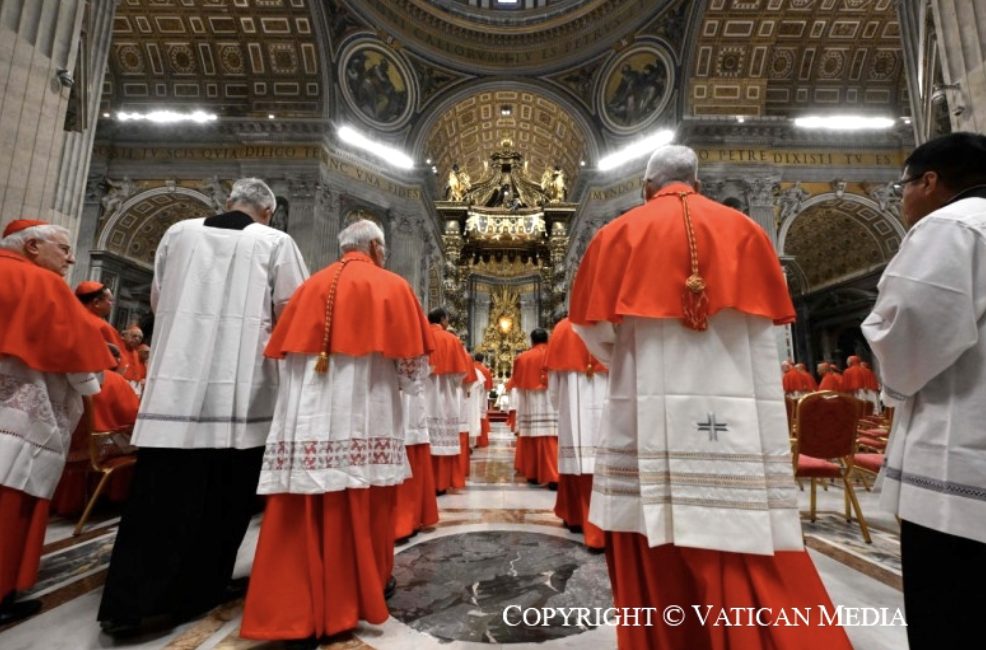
[337,125,414,170]
[597,129,676,171]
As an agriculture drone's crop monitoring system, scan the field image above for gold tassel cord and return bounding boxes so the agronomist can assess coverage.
[677,192,710,331]
[314,257,369,374]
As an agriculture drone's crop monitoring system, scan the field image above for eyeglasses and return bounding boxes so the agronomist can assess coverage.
[891,174,924,197]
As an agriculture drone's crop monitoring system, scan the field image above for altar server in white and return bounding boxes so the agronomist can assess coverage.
[863,132,986,650]
[99,178,308,635]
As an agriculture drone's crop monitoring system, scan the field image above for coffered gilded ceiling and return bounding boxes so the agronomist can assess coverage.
[342,0,669,73]
[785,197,900,290]
[425,90,589,195]
[102,0,322,117]
[689,0,905,118]
[104,192,214,266]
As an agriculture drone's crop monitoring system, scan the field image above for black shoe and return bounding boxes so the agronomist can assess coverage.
[547,482,559,491]
[527,479,539,485]
[0,598,42,625]
[567,524,583,534]
[384,576,397,600]
[436,490,447,497]
[99,617,143,638]
[284,636,319,650]
[220,576,249,603]
[587,546,606,555]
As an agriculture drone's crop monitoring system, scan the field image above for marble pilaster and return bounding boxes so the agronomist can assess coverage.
[52,0,116,242]
[0,0,86,226]
[930,0,986,133]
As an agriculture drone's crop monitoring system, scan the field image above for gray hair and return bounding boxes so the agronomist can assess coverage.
[338,219,385,253]
[643,145,699,189]
[227,178,276,212]
[0,224,70,252]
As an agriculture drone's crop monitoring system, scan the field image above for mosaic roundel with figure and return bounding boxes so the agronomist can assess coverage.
[339,40,415,130]
[597,42,675,134]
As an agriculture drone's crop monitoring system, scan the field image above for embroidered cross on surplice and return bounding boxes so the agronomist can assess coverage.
[697,413,729,442]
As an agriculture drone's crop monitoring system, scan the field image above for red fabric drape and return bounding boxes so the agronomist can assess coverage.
[241,487,396,639]
[393,443,438,540]
[0,487,49,599]
[604,533,852,650]
[555,474,604,549]
[516,437,558,485]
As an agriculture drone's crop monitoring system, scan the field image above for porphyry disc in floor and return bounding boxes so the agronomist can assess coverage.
[388,530,612,643]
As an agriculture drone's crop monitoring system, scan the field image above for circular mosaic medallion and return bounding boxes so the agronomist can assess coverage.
[597,42,674,134]
[389,531,611,643]
[339,40,415,130]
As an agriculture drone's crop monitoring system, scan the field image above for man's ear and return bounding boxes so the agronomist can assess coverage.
[23,238,41,256]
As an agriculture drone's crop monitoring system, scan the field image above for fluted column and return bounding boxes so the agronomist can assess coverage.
[0,0,86,225]
[931,0,986,133]
[52,0,117,241]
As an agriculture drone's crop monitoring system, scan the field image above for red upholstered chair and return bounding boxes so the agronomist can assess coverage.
[793,391,871,543]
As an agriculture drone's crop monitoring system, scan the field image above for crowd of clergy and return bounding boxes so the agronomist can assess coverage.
[2,132,984,650]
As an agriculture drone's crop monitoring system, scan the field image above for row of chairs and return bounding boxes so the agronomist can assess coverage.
[786,391,894,544]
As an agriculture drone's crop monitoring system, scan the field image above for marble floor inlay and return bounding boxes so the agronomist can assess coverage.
[0,422,912,649]
[389,531,611,644]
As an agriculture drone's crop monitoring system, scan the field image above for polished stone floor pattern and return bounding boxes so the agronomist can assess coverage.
[0,424,909,649]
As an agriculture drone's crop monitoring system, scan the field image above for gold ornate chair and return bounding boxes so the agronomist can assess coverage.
[73,397,137,536]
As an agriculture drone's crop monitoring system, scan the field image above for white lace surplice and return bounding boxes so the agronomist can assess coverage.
[425,372,464,456]
[0,357,100,499]
[257,353,428,494]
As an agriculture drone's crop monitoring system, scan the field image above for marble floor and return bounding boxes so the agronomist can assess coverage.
[0,425,909,649]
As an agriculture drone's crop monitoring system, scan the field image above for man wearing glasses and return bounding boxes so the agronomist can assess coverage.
[863,132,986,650]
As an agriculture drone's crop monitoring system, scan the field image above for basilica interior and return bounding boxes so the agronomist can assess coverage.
[1,0,983,648]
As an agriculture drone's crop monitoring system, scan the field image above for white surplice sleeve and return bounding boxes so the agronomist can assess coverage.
[270,236,310,318]
[150,227,172,313]
[67,372,102,396]
[862,217,985,404]
[572,322,617,365]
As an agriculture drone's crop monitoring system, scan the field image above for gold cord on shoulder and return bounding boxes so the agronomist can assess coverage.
[678,192,710,331]
[315,256,369,374]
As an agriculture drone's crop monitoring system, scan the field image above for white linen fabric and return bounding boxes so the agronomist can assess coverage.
[257,352,428,494]
[863,196,986,545]
[548,370,607,474]
[516,389,558,438]
[575,312,804,556]
[134,218,308,450]
[401,389,429,446]
[425,372,464,456]
[0,357,101,498]
[466,376,485,442]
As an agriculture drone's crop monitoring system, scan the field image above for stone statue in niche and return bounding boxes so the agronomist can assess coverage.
[201,175,227,212]
[269,198,289,233]
[100,176,139,217]
[445,164,471,202]
[777,182,810,223]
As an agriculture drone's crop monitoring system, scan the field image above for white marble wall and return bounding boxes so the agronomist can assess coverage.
[931,0,986,133]
[0,0,85,226]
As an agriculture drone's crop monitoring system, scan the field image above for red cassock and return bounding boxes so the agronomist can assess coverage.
[781,368,802,393]
[242,251,432,640]
[0,250,114,602]
[819,372,844,392]
[120,347,146,383]
[474,361,493,448]
[512,344,558,485]
[567,186,849,650]
[427,324,473,492]
[798,368,818,391]
[51,370,141,514]
[546,317,606,549]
